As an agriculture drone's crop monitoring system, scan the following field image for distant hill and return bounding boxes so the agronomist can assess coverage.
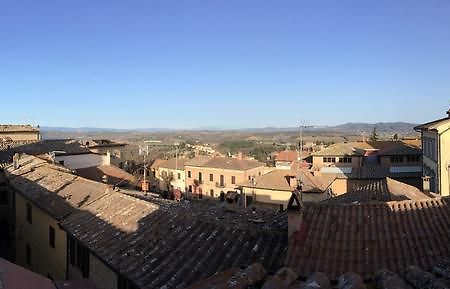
[40,126,175,133]
[328,122,418,134]
[40,122,419,136]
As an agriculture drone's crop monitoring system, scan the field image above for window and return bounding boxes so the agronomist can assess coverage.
[407,156,420,163]
[231,176,236,184]
[69,236,76,265]
[258,172,261,176]
[26,244,31,266]
[390,156,403,163]
[188,185,192,192]
[49,226,55,248]
[338,157,352,163]
[76,242,90,277]
[210,189,214,197]
[323,157,336,163]
[209,174,214,182]
[423,137,437,161]
[26,203,32,224]
[187,171,191,178]
[220,175,224,187]
[118,276,139,289]
[177,173,181,180]
[0,186,6,204]
[198,172,202,183]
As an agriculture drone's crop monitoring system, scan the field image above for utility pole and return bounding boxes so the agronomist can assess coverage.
[174,142,179,171]
[139,145,149,193]
[297,122,311,201]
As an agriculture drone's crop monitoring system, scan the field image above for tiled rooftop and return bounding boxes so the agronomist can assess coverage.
[0,257,56,289]
[123,190,288,231]
[288,197,450,282]
[5,154,109,220]
[61,192,287,289]
[0,125,39,133]
[414,113,450,132]
[185,156,264,171]
[0,139,89,164]
[238,169,335,193]
[75,165,137,187]
[158,158,187,170]
[323,177,431,205]
[185,260,450,289]
[0,257,99,289]
[275,150,298,162]
[324,166,421,180]
[312,141,421,157]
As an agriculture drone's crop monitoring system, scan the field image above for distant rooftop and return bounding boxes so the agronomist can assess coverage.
[0,124,39,133]
[275,150,298,162]
[185,156,264,170]
[0,139,89,164]
[311,140,421,157]
[322,177,431,205]
[238,168,335,193]
[414,109,450,133]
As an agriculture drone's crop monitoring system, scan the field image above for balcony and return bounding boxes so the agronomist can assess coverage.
[193,179,203,186]
[215,182,226,188]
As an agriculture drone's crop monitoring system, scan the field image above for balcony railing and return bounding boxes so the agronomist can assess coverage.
[215,182,226,188]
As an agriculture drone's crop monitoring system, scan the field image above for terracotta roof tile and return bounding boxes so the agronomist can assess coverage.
[0,125,39,132]
[158,158,186,170]
[5,154,109,220]
[288,197,450,281]
[414,115,450,132]
[323,178,430,205]
[0,139,89,164]
[0,258,56,289]
[61,192,287,289]
[186,157,264,171]
[75,165,137,187]
[312,141,421,157]
[275,150,298,162]
[239,169,335,193]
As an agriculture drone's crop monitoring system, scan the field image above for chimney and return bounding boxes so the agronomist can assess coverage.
[422,176,430,194]
[285,176,297,188]
[105,150,111,165]
[12,153,20,170]
[287,190,304,258]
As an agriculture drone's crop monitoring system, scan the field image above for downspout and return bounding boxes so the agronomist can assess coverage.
[438,133,441,195]
[65,233,69,280]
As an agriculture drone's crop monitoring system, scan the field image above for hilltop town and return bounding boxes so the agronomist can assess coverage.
[0,108,449,289]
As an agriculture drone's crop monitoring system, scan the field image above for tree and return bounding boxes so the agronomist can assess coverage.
[370,127,379,142]
[161,172,174,192]
[393,133,398,141]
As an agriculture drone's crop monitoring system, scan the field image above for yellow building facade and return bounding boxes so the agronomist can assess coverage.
[415,109,450,196]
[14,193,67,280]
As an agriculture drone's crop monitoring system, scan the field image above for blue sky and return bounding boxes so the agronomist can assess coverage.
[1,0,449,129]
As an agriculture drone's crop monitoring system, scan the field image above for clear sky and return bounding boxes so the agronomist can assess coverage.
[1,0,449,129]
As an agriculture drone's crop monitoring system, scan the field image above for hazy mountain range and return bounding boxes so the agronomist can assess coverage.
[41,122,418,134]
